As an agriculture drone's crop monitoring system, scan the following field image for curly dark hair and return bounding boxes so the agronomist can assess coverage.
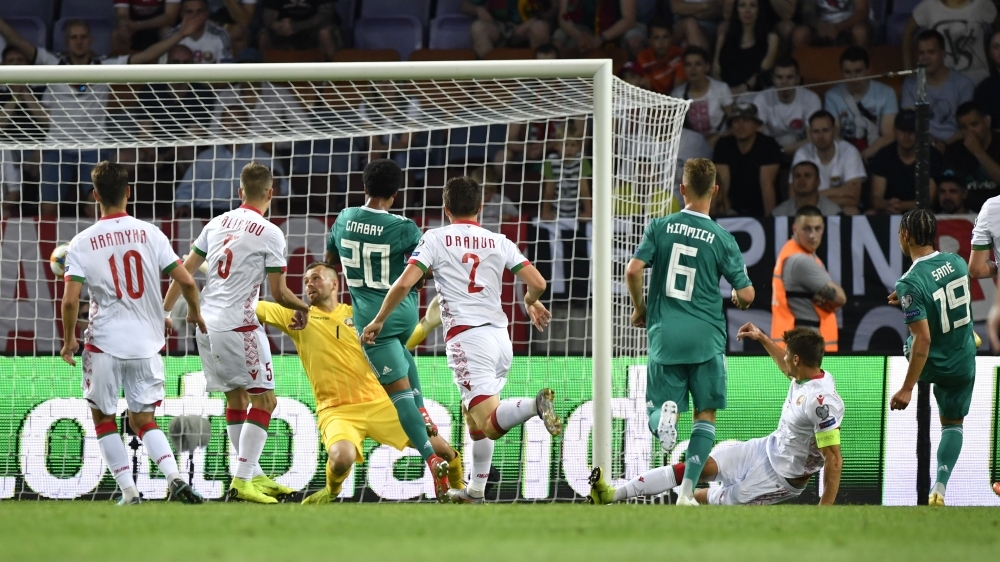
[363,158,404,199]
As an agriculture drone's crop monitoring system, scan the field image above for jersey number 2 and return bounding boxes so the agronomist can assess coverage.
[108,250,144,299]
[463,253,484,293]
[665,244,697,302]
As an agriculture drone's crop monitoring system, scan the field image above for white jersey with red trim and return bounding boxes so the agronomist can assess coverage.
[765,371,845,478]
[409,220,529,335]
[63,213,181,358]
[192,205,287,332]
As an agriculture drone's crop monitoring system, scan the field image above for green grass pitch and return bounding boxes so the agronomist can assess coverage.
[2,503,999,562]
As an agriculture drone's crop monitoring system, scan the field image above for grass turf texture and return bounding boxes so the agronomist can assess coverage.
[1,503,998,561]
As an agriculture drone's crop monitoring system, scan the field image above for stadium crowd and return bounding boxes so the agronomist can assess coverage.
[0,0,1000,223]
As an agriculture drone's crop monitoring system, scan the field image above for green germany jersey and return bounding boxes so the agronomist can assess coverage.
[328,206,423,339]
[895,251,976,380]
[633,209,752,365]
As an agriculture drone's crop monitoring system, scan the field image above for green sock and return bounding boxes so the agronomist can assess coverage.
[405,352,425,409]
[388,389,435,461]
[647,407,662,436]
[681,420,716,497]
[935,424,964,493]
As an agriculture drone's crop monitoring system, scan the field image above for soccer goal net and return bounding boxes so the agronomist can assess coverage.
[0,60,688,501]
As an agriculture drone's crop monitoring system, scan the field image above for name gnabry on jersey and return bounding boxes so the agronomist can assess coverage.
[346,220,384,236]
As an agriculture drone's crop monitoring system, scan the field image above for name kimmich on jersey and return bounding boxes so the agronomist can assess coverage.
[64,214,182,358]
[408,222,529,334]
[192,206,287,332]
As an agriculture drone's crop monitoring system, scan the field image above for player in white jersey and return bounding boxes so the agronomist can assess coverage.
[360,176,562,503]
[590,326,844,506]
[59,162,206,505]
[164,162,310,504]
[968,195,1000,351]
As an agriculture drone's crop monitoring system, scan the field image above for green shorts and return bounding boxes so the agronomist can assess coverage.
[646,356,727,415]
[362,333,410,386]
[929,375,975,420]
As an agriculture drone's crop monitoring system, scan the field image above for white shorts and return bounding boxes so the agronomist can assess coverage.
[198,326,274,393]
[82,350,165,416]
[446,326,512,408]
[706,437,805,506]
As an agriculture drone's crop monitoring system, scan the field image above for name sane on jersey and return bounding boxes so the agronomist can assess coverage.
[931,262,955,281]
[666,222,716,244]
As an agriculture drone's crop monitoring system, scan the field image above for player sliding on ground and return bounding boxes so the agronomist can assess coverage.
[254,262,466,504]
[60,161,206,505]
[623,158,755,505]
[590,327,844,506]
[165,162,310,504]
[361,176,562,504]
[326,159,452,500]
[888,209,976,507]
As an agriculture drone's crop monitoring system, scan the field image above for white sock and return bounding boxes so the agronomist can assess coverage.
[614,465,679,502]
[679,479,694,499]
[493,398,538,432]
[98,433,137,500]
[227,420,265,478]
[468,439,495,497]
[140,427,181,482]
[932,482,946,497]
[234,409,270,480]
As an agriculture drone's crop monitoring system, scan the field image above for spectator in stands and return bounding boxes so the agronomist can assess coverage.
[945,101,1000,211]
[114,147,175,218]
[535,43,559,59]
[540,131,592,304]
[613,155,679,219]
[619,61,651,89]
[464,0,555,59]
[207,0,257,29]
[973,33,1000,128]
[770,0,798,45]
[712,0,779,96]
[259,0,338,62]
[901,30,975,152]
[824,47,898,161]
[0,149,21,215]
[670,0,721,51]
[636,18,685,95]
[791,0,871,49]
[936,169,969,214]
[903,0,996,85]
[772,161,843,216]
[870,110,944,214]
[0,16,203,217]
[471,166,519,233]
[554,0,642,53]
[791,110,866,214]
[0,46,47,144]
[225,17,253,60]
[712,102,781,216]
[673,46,734,147]
[752,57,821,155]
[114,0,182,51]
[137,45,217,137]
[164,0,232,63]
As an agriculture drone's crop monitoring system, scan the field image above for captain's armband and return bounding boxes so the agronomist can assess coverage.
[815,429,841,448]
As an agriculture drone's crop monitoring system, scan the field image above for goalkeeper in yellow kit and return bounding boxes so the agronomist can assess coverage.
[256,262,461,503]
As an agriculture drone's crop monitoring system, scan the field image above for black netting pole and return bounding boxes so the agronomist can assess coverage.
[914,64,932,506]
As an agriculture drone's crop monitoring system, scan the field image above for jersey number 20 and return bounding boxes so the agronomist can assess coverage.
[341,240,391,289]
[665,244,697,302]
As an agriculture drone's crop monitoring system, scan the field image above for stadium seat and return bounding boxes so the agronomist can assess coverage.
[409,48,476,61]
[793,45,846,98]
[353,16,423,62]
[0,0,56,24]
[637,0,659,22]
[484,47,534,60]
[59,0,117,21]
[429,14,473,49]
[870,44,905,99]
[337,0,356,46]
[263,49,324,63]
[52,18,113,57]
[360,0,431,25]
[885,0,922,46]
[0,17,47,50]
[332,48,400,63]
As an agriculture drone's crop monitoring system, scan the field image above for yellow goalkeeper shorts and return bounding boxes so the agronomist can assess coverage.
[317,396,411,463]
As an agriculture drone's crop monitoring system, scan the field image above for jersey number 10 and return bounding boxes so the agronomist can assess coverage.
[108,250,145,299]
[341,240,391,289]
[932,277,971,334]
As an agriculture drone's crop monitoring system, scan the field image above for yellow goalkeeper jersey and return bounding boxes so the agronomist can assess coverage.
[256,301,385,410]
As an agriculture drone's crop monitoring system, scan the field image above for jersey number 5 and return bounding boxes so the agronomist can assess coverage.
[665,244,697,302]
[108,250,144,299]
[932,277,971,333]
[462,253,484,293]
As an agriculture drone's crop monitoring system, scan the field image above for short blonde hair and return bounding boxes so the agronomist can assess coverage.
[682,158,717,198]
[240,161,272,200]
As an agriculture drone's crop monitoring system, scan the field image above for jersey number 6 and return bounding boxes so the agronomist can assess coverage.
[665,243,697,302]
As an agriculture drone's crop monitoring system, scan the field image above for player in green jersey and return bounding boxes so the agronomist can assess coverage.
[325,159,450,500]
[625,158,755,506]
[889,209,976,507]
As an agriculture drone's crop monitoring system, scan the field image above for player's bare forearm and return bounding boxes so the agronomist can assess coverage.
[762,335,791,375]
[968,249,997,279]
[625,258,646,312]
[903,334,930,391]
[515,264,546,304]
[164,252,205,312]
[61,294,80,344]
[819,445,842,505]
[734,285,755,309]
[268,272,310,312]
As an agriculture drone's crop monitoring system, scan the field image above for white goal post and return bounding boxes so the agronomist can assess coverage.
[0,59,689,499]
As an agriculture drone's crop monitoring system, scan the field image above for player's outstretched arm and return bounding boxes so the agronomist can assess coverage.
[968,248,998,279]
[362,264,424,344]
[60,281,84,366]
[818,443,842,505]
[892,319,931,411]
[515,263,551,331]
[167,263,207,334]
[625,258,647,327]
[736,322,791,376]
[164,252,206,313]
[267,271,310,330]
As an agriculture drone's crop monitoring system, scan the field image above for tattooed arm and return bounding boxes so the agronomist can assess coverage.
[812,281,847,312]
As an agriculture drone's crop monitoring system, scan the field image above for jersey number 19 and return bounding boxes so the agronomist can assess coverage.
[342,240,391,289]
[932,277,971,333]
